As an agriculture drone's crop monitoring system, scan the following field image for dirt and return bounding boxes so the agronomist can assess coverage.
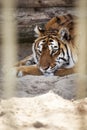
[0,91,87,130]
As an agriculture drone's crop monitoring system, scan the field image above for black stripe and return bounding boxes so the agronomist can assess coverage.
[62,48,65,56]
[59,57,67,62]
[56,17,61,24]
[64,15,68,20]
[71,50,75,64]
[60,22,65,26]
[64,44,70,63]
[67,21,74,27]
[67,14,73,20]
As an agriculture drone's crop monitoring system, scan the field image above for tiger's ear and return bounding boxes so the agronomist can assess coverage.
[34,26,45,37]
[59,28,71,41]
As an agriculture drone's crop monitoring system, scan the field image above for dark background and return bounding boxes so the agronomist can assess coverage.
[0,0,77,60]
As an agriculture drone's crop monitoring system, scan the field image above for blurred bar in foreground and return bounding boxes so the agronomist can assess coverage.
[76,0,87,99]
[1,0,17,98]
[76,0,87,130]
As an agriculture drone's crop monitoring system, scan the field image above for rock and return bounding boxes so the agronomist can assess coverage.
[0,74,78,100]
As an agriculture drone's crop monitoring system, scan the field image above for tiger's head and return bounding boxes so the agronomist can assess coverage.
[32,26,77,76]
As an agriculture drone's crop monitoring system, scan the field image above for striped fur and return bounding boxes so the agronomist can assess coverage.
[33,14,78,75]
[15,14,78,76]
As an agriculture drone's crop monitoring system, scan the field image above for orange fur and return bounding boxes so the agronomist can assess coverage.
[15,14,78,77]
[16,65,76,76]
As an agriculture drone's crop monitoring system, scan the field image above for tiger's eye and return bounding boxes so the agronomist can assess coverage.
[42,40,46,42]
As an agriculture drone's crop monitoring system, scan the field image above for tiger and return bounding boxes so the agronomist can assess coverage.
[15,14,78,77]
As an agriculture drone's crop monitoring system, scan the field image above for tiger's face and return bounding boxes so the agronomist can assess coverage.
[32,26,73,76]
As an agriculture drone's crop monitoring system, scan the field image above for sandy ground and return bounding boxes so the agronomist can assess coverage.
[0,91,87,130]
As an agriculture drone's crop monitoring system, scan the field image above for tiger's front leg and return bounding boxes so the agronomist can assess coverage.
[16,65,75,77]
[16,65,42,77]
[55,67,76,76]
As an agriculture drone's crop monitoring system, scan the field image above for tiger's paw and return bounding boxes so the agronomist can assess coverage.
[17,70,24,77]
[16,66,28,77]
